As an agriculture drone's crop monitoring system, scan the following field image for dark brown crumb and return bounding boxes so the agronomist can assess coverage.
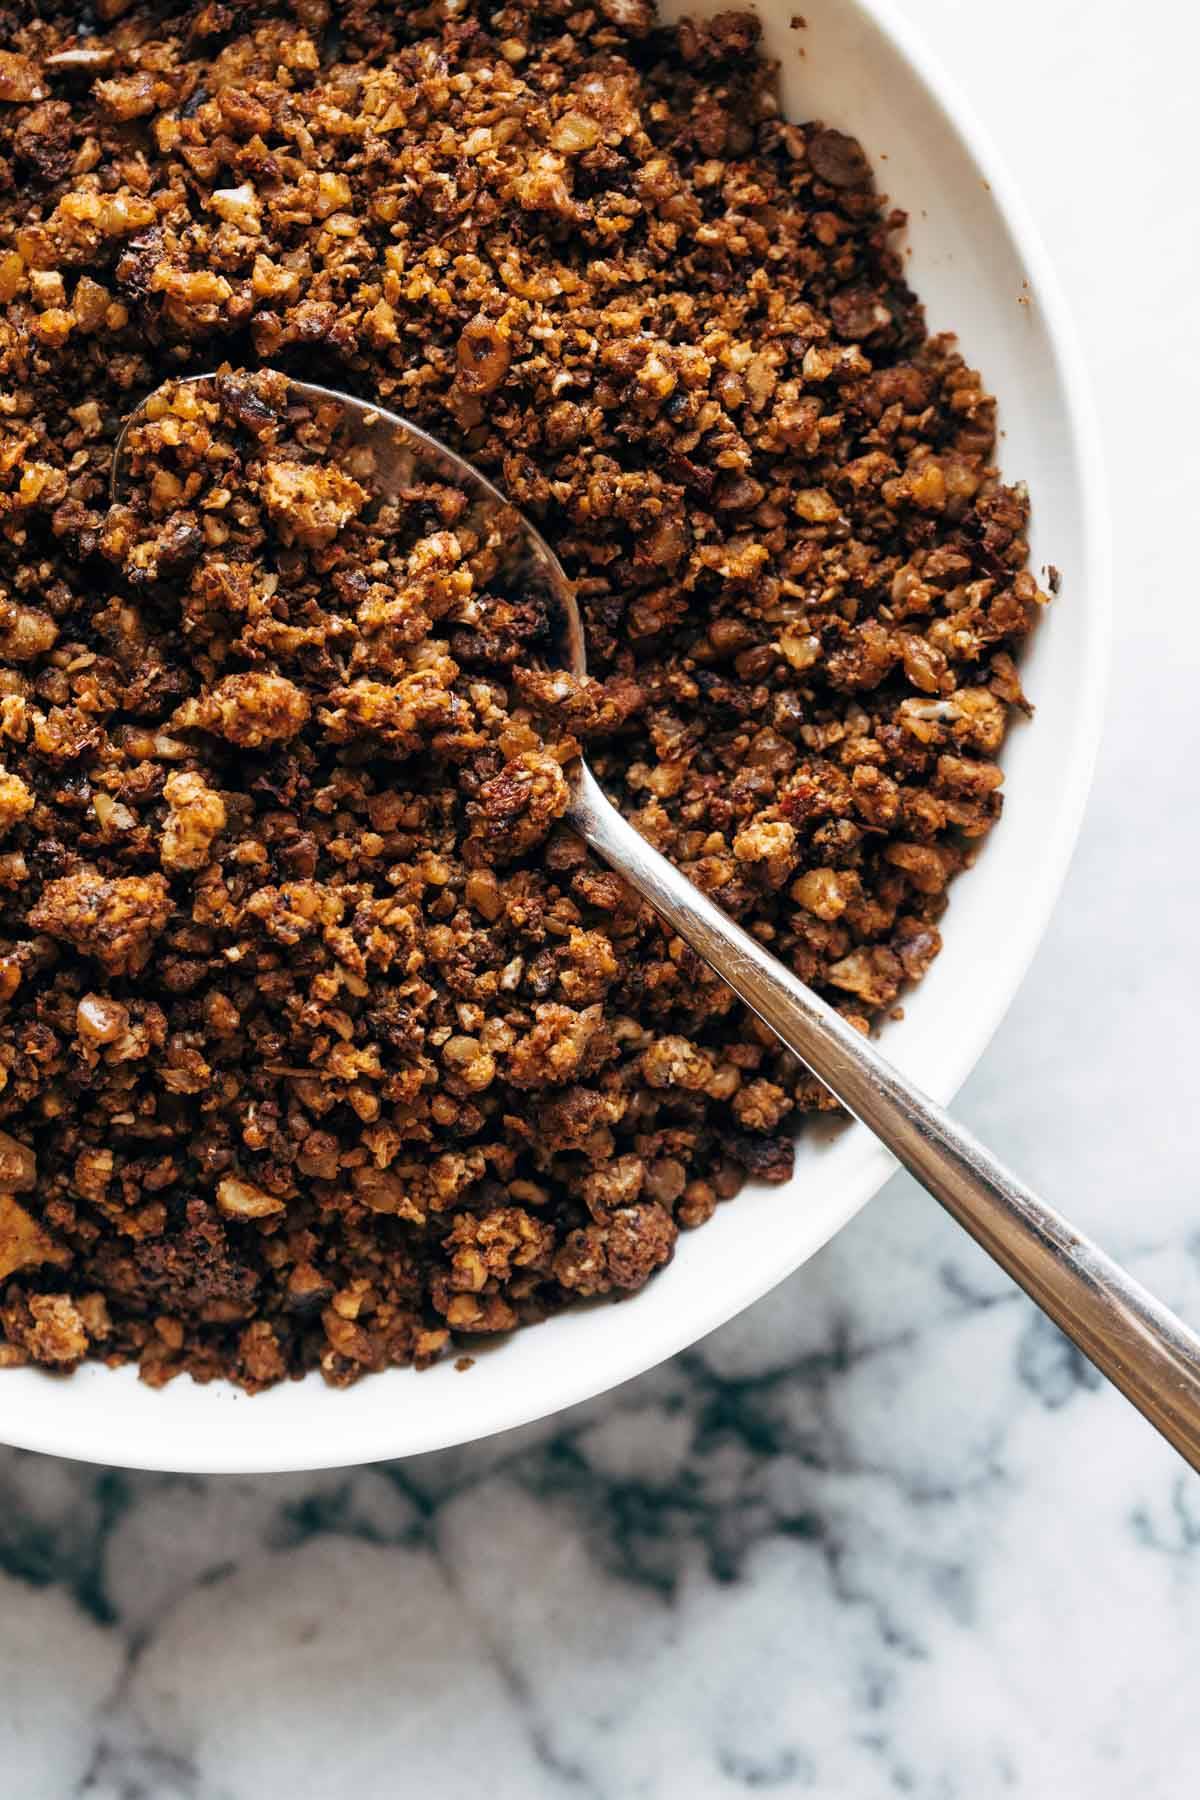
[0,0,1048,1392]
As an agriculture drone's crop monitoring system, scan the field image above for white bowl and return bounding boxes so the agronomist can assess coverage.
[4,0,1109,1472]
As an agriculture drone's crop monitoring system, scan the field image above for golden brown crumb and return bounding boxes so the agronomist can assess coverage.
[0,768,33,835]
[160,771,227,873]
[173,673,311,748]
[28,871,172,976]
[0,1192,68,1282]
[261,460,368,549]
[25,1295,90,1366]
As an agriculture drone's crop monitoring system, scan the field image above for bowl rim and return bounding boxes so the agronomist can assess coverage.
[2,0,1111,1473]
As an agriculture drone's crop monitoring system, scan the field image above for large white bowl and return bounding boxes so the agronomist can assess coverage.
[3,0,1108,1472]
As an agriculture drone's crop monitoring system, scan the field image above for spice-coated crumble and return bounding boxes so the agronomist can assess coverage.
[0,1,1046,1389]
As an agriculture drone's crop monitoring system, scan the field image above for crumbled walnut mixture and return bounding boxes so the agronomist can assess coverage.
[0,0,1046,1391]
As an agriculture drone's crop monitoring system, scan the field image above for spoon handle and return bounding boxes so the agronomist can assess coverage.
[570,763,1200,1473]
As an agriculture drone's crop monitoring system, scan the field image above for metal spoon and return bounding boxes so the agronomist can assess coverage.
[116,373,1200,1472]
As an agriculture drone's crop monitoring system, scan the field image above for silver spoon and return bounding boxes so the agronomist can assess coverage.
[115,373,1200,1472]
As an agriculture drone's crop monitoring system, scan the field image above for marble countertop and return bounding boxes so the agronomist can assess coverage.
[5,2,1198,1794]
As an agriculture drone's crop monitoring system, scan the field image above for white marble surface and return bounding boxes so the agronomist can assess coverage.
[4,2,1199,1794]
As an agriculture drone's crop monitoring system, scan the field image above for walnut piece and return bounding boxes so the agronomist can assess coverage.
[0,1193,68,1282]
[160,770,227,871]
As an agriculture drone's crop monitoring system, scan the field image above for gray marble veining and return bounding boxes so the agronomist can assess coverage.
[3,2,1199,1794]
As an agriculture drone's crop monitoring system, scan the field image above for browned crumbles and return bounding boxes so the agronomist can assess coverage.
[0,1,1048,1391]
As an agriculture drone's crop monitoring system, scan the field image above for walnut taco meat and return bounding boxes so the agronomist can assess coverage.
[0,2,1046,1390]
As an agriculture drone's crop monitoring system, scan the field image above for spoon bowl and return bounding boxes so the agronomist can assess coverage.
[113,372,590,683]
